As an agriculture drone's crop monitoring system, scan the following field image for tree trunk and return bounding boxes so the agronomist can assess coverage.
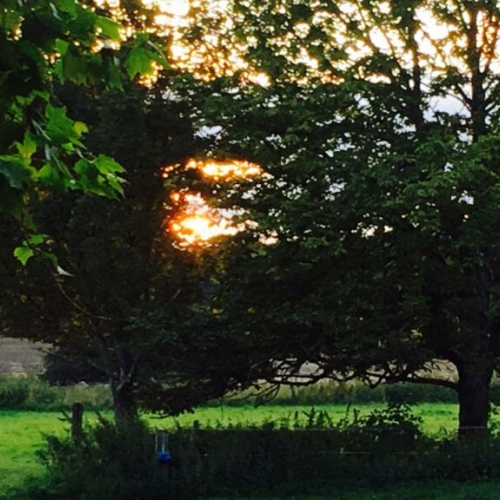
[457,363,493,438]
[111,378,138,422]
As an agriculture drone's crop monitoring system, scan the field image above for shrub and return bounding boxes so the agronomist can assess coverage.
[162,404,432,494]
[23,404,500,499]
[0,375,112,411]
[217,379,460,407]
[0,376,29,408]
[34,418,173,500]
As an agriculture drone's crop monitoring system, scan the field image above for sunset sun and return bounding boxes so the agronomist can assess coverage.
[166,159,261,247]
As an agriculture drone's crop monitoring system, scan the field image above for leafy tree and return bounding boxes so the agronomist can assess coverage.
[0,75,206,420]
[0,0,190,420]
[173,0,500,435]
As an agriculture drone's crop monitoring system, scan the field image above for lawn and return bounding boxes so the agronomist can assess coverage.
[0,403,486,498]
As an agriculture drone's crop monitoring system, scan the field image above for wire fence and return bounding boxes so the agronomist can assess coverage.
[153,423,500,495]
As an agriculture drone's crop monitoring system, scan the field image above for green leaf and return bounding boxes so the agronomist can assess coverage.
[28,234,48,245]
[0,5,22,32]
[45,104,83,146]
[74,121,88,136]
[15,133,38,159]
[38,163,65,189]
[0,157,31,189]
[94,155,125,174]
[55,39,69,55]
[126,47,154,78]
[74,158,90,172]
[107,60,123,90]
[58,0,77,16]
[95,16,121,40]
[145,41,170,69]
[14,245,34,266]
[61,49,88,84]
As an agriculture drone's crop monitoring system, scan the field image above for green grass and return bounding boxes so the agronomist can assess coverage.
[0,403,485,496]
[158,403,461,436]
[0,411,64,498]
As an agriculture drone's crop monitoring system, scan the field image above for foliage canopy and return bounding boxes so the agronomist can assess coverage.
[173,0,500,435]
[0,0,166,241]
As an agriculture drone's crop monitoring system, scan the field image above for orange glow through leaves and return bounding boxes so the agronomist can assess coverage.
[171,214,239,246]
[186,159,262,181]
[167,159,262,246]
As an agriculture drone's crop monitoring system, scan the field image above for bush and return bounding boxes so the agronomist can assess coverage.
[162,404,433,495]
[216,379,459,407]
[34,418,173,500]
[0,375,112,411]
[385,383,456,404]
[21,404,500,499]
[0,376,29,408]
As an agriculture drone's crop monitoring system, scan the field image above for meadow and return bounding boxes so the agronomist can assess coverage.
[0,403,482,499]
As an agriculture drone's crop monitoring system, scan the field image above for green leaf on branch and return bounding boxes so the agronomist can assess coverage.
[61,48,88,84]
[38,163,65,190]
[73,121,88,136]
[58,0,77,16]
[94,155,125,175]
[0,156,31,189]
[13,245,34,266]
[28,234,48,246]
[126,46,155,78]
[125,35,169,79]
[55,39,69,55]
[13,233,49,265]
[15,133,37,159]
[95,16,121,40]
[74,156,125,197]
[45,104,84,147]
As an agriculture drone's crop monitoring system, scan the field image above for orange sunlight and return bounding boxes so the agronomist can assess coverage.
[187,159,262,181]
[142,0,190,19]
[166,159,259,247]
[170,214,239,246]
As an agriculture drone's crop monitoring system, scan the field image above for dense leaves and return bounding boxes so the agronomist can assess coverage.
[172,0,500,434]
[0,0,167,247]
[0,77,204,419]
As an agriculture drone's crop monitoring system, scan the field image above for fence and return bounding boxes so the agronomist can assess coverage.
[158,421,500,496]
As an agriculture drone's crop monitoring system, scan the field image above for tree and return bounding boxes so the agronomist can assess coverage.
[0,0,188,420]
[171,0,500,435]
[1,77,206,420]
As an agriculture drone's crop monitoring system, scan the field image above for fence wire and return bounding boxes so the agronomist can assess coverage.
[153,425,500,494]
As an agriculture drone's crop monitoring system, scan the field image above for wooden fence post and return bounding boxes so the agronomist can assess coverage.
[188,420,202,479]
[71,402,84,444]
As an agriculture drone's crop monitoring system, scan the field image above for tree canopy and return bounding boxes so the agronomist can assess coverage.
[171,0,500,435]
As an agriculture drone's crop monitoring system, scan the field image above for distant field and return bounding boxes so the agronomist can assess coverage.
[0,403,485,497]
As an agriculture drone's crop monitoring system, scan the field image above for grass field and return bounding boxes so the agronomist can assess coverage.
[0,403,496,498]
